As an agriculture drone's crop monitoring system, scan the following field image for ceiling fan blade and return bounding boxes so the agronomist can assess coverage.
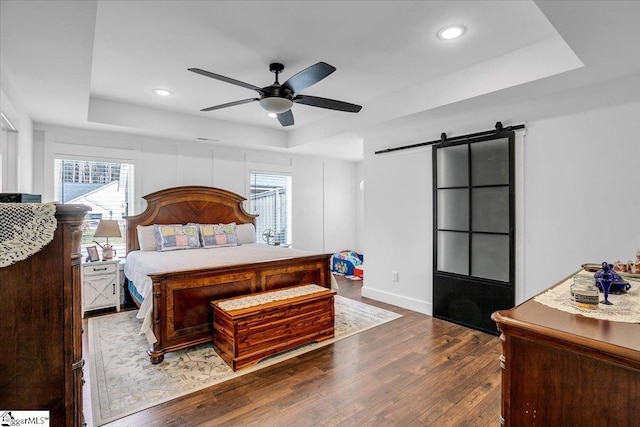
[188,68,263,93]
[294,95,362,113]
[283,62,336,94]
[277,110,294,127]
[200,98,259,112]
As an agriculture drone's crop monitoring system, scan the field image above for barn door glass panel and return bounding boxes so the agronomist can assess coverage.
[437,231,469,275]
[437,188,469,230]
[437,144,468,187]
[471,234,510,282]
[471,187,509,233]
[471,137,509,185]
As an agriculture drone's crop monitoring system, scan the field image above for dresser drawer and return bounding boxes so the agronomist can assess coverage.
[83,263,117,275]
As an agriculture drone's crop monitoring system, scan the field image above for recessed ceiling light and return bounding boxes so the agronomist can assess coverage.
[437,24,466,40]
[153,88,172,97]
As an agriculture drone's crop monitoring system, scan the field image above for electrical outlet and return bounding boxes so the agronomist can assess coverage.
[391,271,398,282]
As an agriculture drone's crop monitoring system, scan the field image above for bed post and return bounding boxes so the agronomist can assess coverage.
[148,283,165,364]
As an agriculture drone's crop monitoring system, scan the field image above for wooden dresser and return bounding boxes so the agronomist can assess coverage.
[0,204,90,427]
[492,273,640,427]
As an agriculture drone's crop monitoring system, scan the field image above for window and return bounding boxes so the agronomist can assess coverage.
[249,172,291,245]
[54,159,134,257]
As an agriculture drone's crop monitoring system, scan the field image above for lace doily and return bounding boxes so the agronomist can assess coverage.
[0,203,57,268]
[534,270,640,323]
[216,284,329,311]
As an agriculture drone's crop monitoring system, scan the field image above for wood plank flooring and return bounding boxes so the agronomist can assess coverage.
[84,276,502,426]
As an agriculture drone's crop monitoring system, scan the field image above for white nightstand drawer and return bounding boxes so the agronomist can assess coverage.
[84,263,117,275]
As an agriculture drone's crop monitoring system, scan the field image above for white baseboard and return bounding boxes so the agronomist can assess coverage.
[361,286,432,316]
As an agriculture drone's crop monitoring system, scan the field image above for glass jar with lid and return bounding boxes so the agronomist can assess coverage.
[570,274,599,310]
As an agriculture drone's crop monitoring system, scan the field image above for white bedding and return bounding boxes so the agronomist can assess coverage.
[124,243,337,344]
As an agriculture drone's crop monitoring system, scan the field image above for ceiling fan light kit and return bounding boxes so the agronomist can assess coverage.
[259,97,293,114]
[188,61,362,127]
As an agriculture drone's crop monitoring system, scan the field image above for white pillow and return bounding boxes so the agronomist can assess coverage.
[137,225,157,251]
[236,223,256,244]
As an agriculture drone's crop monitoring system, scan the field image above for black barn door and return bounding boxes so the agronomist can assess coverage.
[432,132,515,334]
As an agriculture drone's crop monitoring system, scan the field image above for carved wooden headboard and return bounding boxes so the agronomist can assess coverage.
[124,186,257,253]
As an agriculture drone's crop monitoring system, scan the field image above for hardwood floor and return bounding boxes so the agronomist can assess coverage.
[84,276,502,426]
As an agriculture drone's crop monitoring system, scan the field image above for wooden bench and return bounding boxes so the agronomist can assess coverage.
[211,284,336,371]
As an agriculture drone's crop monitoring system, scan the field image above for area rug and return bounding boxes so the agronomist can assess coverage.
[89,295,402,426]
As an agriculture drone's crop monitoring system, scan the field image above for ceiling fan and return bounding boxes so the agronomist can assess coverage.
[188,62,362,127]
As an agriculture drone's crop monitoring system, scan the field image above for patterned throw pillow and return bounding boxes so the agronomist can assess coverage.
[199,222,238,248]
[137,224,179,251]
[153,224,201,251]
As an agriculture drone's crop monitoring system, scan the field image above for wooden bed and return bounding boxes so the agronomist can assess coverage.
[125,186,332,364]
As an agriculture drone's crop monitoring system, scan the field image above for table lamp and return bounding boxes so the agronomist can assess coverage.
[93,219,121,260]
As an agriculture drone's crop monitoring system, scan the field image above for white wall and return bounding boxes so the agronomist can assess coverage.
[291,156,324,252]
[1,71,34,193]
[32,124,358,253]
[362,77,640,315]
[323,159,358,254]
[363,147,433,313]
[521,104,640,297]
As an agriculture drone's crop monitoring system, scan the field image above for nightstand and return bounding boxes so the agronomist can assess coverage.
[82,259,121,317]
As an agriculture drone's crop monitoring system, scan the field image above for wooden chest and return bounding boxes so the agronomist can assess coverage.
[211,284,336,371]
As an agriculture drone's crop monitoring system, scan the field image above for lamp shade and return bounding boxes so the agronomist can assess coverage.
[94,219,122,239]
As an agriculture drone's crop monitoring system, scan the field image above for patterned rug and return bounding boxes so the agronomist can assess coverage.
[88,295,402,426]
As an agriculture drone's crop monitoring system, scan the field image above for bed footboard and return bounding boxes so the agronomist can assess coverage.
[147,254,331,364]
